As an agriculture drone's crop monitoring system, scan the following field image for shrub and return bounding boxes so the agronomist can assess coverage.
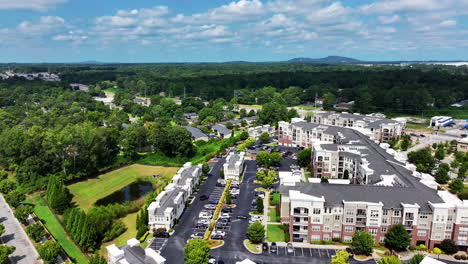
[5,190,25,208]
[247,222,265,244]
[36,241,61,264]
[461,255,467,260]
[26,223,46,242]
[14,205,34,224]
[385,224,411,251]
[352,231,374,256]
[439,239,458,255]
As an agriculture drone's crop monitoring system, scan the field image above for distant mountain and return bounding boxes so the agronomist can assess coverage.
[288,56,362,64]
[78,60,104,64]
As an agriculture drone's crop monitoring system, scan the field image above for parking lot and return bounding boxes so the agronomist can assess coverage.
[262,246,338,259]
[148,237,168,251]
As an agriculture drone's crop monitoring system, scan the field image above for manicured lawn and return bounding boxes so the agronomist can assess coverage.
[69,164,179,211]
[296,105,318,110]
[244,240,261,253]
[267,224,287,242]
[30,195,88,264]
[268,207,280,222]
[237,104,262,109]
[103,88,117,93]
[99,212,138,256]
[270,193,280,206]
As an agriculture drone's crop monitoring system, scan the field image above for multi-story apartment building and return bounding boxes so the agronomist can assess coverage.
[248,125,276,139]
[223,152,245,180]
[278,123,468,250]
[148,163,202,231]
[312,112,406,143]
[107,238,166,264]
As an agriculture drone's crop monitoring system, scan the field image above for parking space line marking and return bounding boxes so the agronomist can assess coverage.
[301,247,304,256]
[309,248,312,257]
[318,249,321,257]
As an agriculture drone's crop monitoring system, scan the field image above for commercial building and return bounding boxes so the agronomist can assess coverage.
[312,113,406,143]
[277,123,468,249]
[458,138,468,153]
[148,163,202,231]
[223,152,245,180]
[429,116,454,128]
[107,238,166,264]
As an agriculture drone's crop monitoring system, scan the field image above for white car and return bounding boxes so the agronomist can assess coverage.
[220,213,230,219]
[199,211,213,219]
[213,230,226,236]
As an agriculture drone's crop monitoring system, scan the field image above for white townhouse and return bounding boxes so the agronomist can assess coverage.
[107,238,166,264]
[223,152,245,180]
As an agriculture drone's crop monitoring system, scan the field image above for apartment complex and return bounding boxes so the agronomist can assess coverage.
[312,112,406,143]
[248,125,276,139]
[148,163,202,231]
[277,123,468,249]
[223,152,245,180]
[457,138,468,153]
[107,238,166,264]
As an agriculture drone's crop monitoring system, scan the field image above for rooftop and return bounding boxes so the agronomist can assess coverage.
[212,124,232,135]
[183,125,208,139]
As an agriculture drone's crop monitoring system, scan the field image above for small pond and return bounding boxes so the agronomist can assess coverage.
[94,181,153,206]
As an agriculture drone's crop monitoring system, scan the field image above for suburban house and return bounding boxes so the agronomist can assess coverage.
[183,112,199,122]
[148,163,202,231]
[458,138,468,153]
[183,126,209,141]
[312,113,406,143]
[276,122,468,249]
[451,100,468,107]
[133,98,151,107]
[107,238,166,264]
[223,152,245,180]
[212,124,232,138]
[315,97,324,106]
[69,83,89,91]
[248,125,276,139]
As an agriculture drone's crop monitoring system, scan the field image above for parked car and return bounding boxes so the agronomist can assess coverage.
[262,242,269,252]
[211,234,224,240]
[213,230,226,236]
[154,231,169,238]
[208,257,217,264]
[200,195,208,201]
[287,243,294,254]
[190,232,204,239]
[204,204,217,210]
[221,206,232,213]
[270,242,278,253]
[220,213,230,219]
[208,200,219,204]
[346,247,354,257]
[199,211,213,219]
[236,215,248,220]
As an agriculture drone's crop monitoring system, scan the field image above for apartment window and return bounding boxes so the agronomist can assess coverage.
[445,233,452,239]
[345,218,354,224]
[462,217,468,224]
[335,215,341,221]
[419,222,428,228]
[334,224,341,230]
[446,224,453,230]
[369,228,377,235]
[434,234,442,240]
[312,225,321,231]
[447,215,453,222]
[382,218,388,224]
[371,210,379,217]
[383,209,389,216]
[345,226,353,232]
[313,208,321,214]
[324,225,331,231]
[333,233,340,239]
[325,157,329,161]
[311,235,321,241]
[417,230,427,237]
[346,209,354,215]
[313,217,321,223]
[419,212,429,219]
[381,227,387,233]
[380,237,385,243]
[323,234,330,241]
[391,218,400,224]
[436,225,443,230]
[393,210,401,217]
[460,227,468,234]
[324,216,331,222]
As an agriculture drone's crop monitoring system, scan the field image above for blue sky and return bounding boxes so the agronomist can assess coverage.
[1,0,467,62]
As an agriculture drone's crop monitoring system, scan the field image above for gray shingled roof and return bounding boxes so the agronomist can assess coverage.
[153,187,186,216]
[292,121,320,130]
[183,126,207,139]
[212,124,232,136]
[118,245,158,264]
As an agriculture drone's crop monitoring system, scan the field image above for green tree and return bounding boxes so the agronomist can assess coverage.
[0,180,16,194]
[408,253,425,264]
[352,231,374,256]
[256,151,270,167]
[26,223,46,243]
[269,152,282,167]
[226,192,232,204]
[0,224,5,237]
[450,160,460,169]
[183,239,210,264]
[259,132,270,143]
[5,190,25,208]
[281,86,302,106]
[297,148,311,168]
[256,197,264,213]
[241,120,248,127]
[88,254,107,264]
[0,245,15,264]
[323,92,336,110]
[432,247,443,259]
[331,250,349,264]
[247,222,265,244]
[378,256,402,264]
[435,148,445,160]
[36,241,62,264]
[239,109,247,118]
[258,102,288,125]
[150,124,194,157]
[439,239,458,255]
[408,148,435,173]
[14,205,34,224]
[400,137,411,151]
[449,178,464,193]
[435,167,450,184]
[202,162,210,174]
[385,224,411,251]
[262,170,277,188]
[46,175,72,214]
[120,124,147,160]
[239,131,249,140]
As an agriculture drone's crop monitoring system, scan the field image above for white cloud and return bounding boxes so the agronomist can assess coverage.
[17,16,67,35]
[378,15,400,24]
[0,0,67,10]
[360,0,445,14]
[439,19,457,27]
[378,26,397,33]
[172,0,264,24]
[306,2,349,24]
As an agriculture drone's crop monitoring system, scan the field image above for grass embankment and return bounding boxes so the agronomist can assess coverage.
[30,195,88,264]
[267,224,288,242]
[99,212,138,256]
[68,164,178,211]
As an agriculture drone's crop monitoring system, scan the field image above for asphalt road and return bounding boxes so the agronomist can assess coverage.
[0,194,41,264]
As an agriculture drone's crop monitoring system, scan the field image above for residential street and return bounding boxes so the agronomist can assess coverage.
[0,194,41,264]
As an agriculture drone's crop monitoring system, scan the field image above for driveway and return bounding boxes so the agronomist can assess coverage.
[0,194,41,264]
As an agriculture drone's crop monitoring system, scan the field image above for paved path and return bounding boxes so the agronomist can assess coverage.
[0,194,42,264]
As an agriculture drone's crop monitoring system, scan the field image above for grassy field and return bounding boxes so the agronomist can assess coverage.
[103,88,117,94]
[267,224,288,242]
[270,193,280,206]
[68,164,179,211]
[268,207,280,222]
[30,195,89,264]
[99,212,138,256]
